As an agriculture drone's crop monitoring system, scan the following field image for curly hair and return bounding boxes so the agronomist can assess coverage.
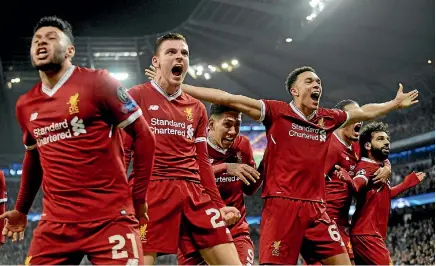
[359,121,390,157]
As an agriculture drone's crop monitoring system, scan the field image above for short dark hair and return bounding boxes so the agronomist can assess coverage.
[285,66,316,95]
[34,16,74,45]
[154,33,186,55]
[335,99,358,111]
[359,121,390,158]
[210,104,240,117]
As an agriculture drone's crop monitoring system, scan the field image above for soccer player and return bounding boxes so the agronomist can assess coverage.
[160,66,419,264]
[347,121,425,265]
[0,16,156,265]
[123,33,242,265]
[177,104,261,266]
[0,170,6,249]
[322,99,392,264]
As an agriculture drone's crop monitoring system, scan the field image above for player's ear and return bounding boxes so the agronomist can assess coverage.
[364,142,371,151]
[152,56,159,68]
[66,45,75,60]
[290,86,298,97]
[208,118,215,131]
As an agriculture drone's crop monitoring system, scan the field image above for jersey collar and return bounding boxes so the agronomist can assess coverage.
[334,132,352,150]
[41,65,76,97]
[289,101,317,121]
[151,79,182,101]
[207,138,228,154]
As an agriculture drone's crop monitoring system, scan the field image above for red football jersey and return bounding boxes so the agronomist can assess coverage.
[259,100,348,201]
[127,80,207,181]
[16,66,142,222]
[323,133,360,226]
[351,158,391,239]
[207,135,257,236]
[0,170,6,244]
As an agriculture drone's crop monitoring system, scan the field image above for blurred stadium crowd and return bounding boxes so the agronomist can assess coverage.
[1,97,434,264]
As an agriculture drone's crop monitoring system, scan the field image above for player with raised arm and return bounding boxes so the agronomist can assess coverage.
[0,170,6,249]
[0,16,155,265]
[147,65,419,264]
[344,122,425,265]
[320,99,391,264]
[177,104,261,266]
[124,33,242,265]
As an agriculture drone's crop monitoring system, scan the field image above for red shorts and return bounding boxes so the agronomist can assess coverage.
[142,179,232,254]
[26,215,143,265]
[351,235,391,265]
[337,225,354,260]
[259,197,347,265]
[177,234,254,265]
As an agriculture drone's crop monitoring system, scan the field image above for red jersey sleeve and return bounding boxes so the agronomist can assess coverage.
[352,162,379,192]
[94,70,142,129]
[15,99,37,151]
[0,171,5,244]
[258,100,281,128]
[325,108,350,130]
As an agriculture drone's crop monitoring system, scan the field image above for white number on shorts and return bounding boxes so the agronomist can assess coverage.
[328,224,341,242]
[246,248,255,266]
[108,233,139,260]
[205,208,226,228]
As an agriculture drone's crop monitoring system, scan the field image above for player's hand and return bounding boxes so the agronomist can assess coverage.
[220,206,241,226]
[334,165,352,182]
[412,172,426,182]
[373,165,392,184]
[134,202,149,222]
[227,163,260,186]
[394,83,419,109]
[144,65,157,80]
[0,210,27,242]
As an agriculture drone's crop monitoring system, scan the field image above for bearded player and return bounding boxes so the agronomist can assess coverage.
[320,99,392,264]
[165,65,418,264]
[177,104,261,266]
[0,16,156,265]
[123,33,242,265]
[344,122,425,265]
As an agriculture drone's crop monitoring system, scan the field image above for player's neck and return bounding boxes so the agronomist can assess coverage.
[337,130,353,146]
[154,77,179,95]
[207,134,224,150]
[367,153,383,164]
[39,62,73,89]
[293,100,316,118]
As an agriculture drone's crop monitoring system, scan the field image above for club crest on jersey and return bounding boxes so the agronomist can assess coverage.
[184,108,194,122]
[236,151,243,163]
[317,117,325,128]
[139,223,147,242]
[271,241,281,256]
[67,93,80,115]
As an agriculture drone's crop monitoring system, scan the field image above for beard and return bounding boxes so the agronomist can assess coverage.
[31,49,65,72]
[371,146,389,161]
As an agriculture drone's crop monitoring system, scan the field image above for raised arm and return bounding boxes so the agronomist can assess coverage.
[391,172,425,198]
[181,84,263,121]
[344,84,418,127]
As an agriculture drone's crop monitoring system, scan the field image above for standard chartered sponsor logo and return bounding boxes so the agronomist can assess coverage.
[33,116,86,147]
[288,123,327,142]
[150,117,194,139]
[216,176,239,183]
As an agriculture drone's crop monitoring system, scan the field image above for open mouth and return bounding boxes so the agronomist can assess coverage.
[310,91,320,102]
[353,123,362,134]
[171,65,183,76]
[222,137,234,145]
[36,47,48,59]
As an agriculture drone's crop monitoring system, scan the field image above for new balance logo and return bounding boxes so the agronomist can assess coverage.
[71,116,86,136]
[30,113,38,121]
[148,105,159,111]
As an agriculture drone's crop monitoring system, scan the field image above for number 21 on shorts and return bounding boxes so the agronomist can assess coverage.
[109,233,139,260]
[206,208,226,228]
